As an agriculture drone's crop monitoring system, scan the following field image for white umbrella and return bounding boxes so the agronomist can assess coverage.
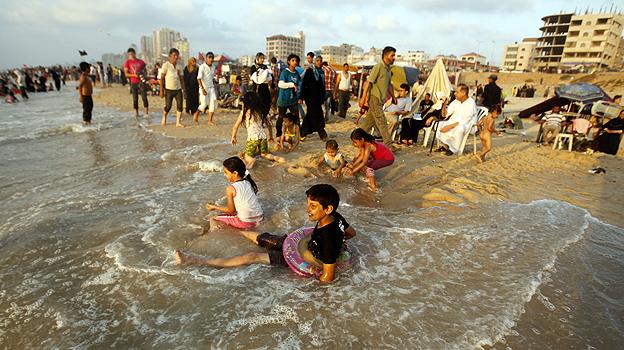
[411,58,453,113]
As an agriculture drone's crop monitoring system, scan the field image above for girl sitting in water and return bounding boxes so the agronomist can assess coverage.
[205,156,264,230]
[344,128,395,191]
[277,112,300,152]
[231,91,285,168]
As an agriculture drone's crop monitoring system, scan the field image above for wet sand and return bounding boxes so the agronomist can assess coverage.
[95,86,624,227]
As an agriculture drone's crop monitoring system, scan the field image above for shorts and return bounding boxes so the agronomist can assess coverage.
[256,232,288,266]
[244,139,269,157]
[82,96,93,122]
[213,215,260,229]
[164,89,183,113]
[365,158,394,177]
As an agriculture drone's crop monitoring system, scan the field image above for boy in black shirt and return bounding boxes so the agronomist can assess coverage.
[174,184,356,282]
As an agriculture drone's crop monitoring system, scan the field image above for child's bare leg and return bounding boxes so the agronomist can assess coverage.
[261,153,286,163]
[175,250,269,267]
[478,135,491,162]
[238,230,261,244]
[242,153,257,168]
[367,175,378,191]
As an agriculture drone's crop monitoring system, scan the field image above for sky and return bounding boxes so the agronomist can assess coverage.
[0,0,619,69]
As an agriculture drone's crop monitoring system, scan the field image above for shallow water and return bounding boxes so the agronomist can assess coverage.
[1,87,622,349]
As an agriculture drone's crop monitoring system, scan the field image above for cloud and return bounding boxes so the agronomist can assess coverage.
[375,15,396,31]
[344,13,363,28]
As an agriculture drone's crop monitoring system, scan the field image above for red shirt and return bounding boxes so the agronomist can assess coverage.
[123,58,145,84]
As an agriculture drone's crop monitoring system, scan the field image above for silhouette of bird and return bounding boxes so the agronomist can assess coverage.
[79,50,88,56]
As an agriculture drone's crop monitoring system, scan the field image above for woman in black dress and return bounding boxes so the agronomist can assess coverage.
[591,109,624,155]
[299,56,327,140]
[183,57,200,121]
[250,52,272,117]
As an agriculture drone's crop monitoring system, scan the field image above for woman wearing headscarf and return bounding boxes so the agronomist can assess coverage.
[299,55,328,140]
[250,52,272,117]
[590,109,624,155]
[183,57,200,123]
[399,91,447,145]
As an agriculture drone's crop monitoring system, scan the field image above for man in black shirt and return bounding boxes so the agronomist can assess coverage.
[174,184,356,283]
[480,74,502,109]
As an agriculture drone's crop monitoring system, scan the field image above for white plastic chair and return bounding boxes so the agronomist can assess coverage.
[553,118,592,152]
[469,107,489,155]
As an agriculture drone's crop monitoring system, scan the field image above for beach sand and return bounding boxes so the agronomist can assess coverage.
[94,85,624,227]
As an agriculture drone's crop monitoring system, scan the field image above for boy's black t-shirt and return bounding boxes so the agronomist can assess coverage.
[308,212,349,264]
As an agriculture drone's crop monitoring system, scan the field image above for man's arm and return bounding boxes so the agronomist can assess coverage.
[159,65,166,97]
[345,226,356,240]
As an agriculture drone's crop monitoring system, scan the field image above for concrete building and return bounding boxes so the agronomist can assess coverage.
[102,53,125,68]
[535,13,574,72]
[173,37,190,67]
[238,55,254,66]
[561,13,624,70]
[321,44,363,64]
[501,38,537,71]
[615,37,624,70]
[152,28,182,63]
[266,31,305,62]
[460,52,487,65]
[402,50,430,65]
[140,35,153,65]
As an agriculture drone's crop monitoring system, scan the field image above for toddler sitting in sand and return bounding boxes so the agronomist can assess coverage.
[277,113,300,153]
[231,91,285,168]
[476,105,502,163]
[205,157,263,230]
[317,139,346,177]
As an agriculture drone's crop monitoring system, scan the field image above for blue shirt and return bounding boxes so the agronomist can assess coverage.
[277,68,301,107]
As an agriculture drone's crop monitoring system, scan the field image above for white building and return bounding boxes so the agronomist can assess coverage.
[460,52,487,65]
[401,50,430,65]
[173,37,190,66]
[140,35,153,65]
[321,43,364,64]
[238,55,254,66]
[266,31,305,62]
[501,38,537,71]
[152,28,182,63]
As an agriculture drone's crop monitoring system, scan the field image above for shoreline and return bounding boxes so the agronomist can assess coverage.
[94,85,624,227]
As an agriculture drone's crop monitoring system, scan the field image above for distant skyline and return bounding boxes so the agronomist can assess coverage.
[0,0,621,69]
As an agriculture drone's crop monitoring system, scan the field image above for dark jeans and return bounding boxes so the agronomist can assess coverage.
[82,96,93,122]
[131,83,149,110]
[164,89,183,113]
[337,90,350,118]
[276,104,300,137]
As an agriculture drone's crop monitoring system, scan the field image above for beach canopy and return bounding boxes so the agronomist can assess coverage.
[411,58,452,112]
[555,82,610,103]
[391,66,420,91]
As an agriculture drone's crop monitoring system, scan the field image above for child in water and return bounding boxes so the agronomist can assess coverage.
[175,184,356,283]
[205,157,264,230]
[277,113,300,152]
[78,62,93,125]
[476,105,502,163]
[231,91,285,168]
[317,139,346,177]
[345,128,395,191]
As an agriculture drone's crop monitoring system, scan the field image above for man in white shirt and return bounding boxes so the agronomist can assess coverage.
[436,84,477,155]
[159,48,185,127]
[383,83,412,139]
[197,51,217,125]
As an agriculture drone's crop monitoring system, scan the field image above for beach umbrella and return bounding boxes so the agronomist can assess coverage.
[390,65,420,91]
[411,58,452,112]
[555,82,610,103]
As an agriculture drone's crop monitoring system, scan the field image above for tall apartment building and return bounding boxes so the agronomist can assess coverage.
[152,28,182,63]
[140,35,153,64]
[266,31,305,62]
[561,13,624,70]
[535,13,574,72]
[173,38,190,67]
[501,38,537,71]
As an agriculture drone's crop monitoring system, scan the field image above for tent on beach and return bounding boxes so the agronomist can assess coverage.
[411,58,453,113]
[518,82,611,118]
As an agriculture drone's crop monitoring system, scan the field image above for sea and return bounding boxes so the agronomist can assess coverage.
[0,85,622,349]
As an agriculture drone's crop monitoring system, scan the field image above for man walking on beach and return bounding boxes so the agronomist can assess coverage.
[358,46,396,146]
[481,74,502,109]
[160,48,185,127]
[124,48,149,117]
[197,51,217,125]
[322,61,336,122]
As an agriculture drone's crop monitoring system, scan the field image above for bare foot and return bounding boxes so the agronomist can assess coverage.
[176,123,185,128]
[208,121,215,126]
[161,119,167,126]
[174,250,188,265]
[474,154,484,163]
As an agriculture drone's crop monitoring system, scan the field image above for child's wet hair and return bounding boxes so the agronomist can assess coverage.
[79,62,90,72]
[306,184,339,214]
[489,105,502,115]
[350,128,376,142]
[325,139,338,150]
[223,156,258,193]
